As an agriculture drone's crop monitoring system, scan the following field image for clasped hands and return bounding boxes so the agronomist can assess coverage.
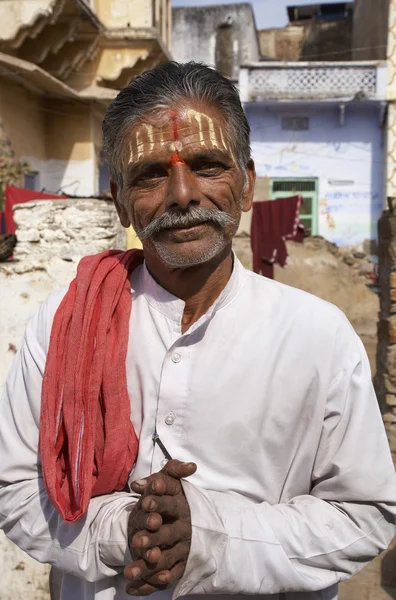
[125,460,197,596]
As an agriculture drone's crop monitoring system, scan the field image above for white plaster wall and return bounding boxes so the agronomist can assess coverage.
[21,157,96,196]
[245,102,384,246]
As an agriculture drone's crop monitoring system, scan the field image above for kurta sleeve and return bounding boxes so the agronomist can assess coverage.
[0,292,136,583]
[176,319,396,597]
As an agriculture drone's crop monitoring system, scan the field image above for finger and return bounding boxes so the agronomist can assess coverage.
[144,546,161,564]
[141,494,189,520]
[132,473,182,497]
[126,580,160,596]
[125,542,189,581]
[132,508,163,532]
[132,522,190,551]
[161,459,197,479]
[130,461,196,494]
[147,474,182,497]
[145,560,186,587]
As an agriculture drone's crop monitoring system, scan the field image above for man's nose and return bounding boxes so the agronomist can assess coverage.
[166,163,199,210]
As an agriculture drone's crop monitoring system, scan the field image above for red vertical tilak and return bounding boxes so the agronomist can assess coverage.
[169,110,186,167]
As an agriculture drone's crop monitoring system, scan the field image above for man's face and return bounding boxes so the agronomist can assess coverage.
[112,102,255,268]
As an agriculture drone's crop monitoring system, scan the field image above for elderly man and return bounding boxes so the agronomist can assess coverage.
[0,62,395,600]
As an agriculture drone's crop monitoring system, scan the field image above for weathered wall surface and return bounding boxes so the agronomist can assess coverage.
[259,17,352,61]
[0,80,47,163]
[375,201,396,464]
[386,1,396,205]
[259,26,304,61]
[244,101,384,246]
[95,0,152,28]
[0,198,125,599]
[172,3,260,80]
[352,0,388,60]
[0,81,96,196]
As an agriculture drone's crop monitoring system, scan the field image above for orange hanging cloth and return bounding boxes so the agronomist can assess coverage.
[40,249,144,522]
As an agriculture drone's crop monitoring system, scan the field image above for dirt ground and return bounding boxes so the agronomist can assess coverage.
[233,236,396,600]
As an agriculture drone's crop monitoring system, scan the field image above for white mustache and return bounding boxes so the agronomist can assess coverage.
[137,207,237,241]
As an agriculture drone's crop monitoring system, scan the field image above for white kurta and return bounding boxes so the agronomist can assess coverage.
[0,257,395,600]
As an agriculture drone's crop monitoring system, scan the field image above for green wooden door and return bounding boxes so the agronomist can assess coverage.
[269,178,319,236]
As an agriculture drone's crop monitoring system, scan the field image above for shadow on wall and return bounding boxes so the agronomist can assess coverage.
[43,100,95,196]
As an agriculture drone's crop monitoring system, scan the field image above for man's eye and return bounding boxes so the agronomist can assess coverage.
[136,169,167,184]
[194,163,226,175]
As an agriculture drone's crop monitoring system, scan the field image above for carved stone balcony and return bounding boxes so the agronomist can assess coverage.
[239,61,387,103]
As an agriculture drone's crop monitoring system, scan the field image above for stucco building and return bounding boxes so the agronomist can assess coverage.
[172,3,260,81]
[0,0,171,198]
[238,61,387,247]
[259,2,354,62]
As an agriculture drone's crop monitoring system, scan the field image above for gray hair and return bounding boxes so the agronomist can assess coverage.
[102,61,251,189]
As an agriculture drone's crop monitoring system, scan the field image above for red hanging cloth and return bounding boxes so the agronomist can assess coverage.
[251,195,305,279]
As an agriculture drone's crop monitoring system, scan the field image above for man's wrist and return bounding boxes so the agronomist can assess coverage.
[100,504,135,568]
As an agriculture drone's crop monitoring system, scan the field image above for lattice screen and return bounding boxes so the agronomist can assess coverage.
[248,66,377,99]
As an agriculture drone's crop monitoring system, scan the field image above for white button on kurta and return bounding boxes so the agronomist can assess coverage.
[0,257,395,600]
[165,414,175,426]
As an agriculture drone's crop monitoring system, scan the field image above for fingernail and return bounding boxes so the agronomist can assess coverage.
[182,462,196,467]
[129,567,141,579]
[158,573,168,583]
[147,499,157,510]
[127,589,139,596]
[133,479,147,486]
[147,515,156,528]
[140,535,150,547]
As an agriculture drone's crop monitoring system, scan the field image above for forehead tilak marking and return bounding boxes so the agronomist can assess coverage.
[169,110,187,166]
[128,109,232,166]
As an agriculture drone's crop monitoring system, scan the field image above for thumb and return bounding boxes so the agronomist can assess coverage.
[161,459,197,479]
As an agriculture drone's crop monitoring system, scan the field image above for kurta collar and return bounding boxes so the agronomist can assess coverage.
[139,253,246,332]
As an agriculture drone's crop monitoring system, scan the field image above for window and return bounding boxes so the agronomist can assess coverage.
[23,171,40,191]
[270,178,318,236]
[281,117,310,131]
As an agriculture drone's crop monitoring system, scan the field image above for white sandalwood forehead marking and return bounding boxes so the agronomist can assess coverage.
[128,109,231,164]
[169,141,183,152]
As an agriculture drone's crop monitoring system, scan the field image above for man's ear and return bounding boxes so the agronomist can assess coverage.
[242,159,256,213]
[110,180,130,228]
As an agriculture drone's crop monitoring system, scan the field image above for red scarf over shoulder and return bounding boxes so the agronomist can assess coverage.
[39,249,144,522]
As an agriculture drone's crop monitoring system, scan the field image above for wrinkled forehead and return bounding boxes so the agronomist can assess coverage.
[126,106,233,164]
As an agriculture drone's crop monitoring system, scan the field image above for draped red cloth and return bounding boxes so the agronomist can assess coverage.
[251,196,305,279]
[5,185,66,234]
[40,249,144,522]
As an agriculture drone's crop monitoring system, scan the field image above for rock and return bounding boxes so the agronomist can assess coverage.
[343,254,356,267]
[386,394,396,407]
[353,250,366,259]
[16,229,40,243]
[388,316,396,344]
[383,412,396,423]
[359,263,374,277]
[0,234,17,261]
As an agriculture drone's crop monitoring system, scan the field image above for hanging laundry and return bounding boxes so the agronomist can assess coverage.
[251,195,305,279]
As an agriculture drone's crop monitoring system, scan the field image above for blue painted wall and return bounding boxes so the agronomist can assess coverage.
[244,102,384,246]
